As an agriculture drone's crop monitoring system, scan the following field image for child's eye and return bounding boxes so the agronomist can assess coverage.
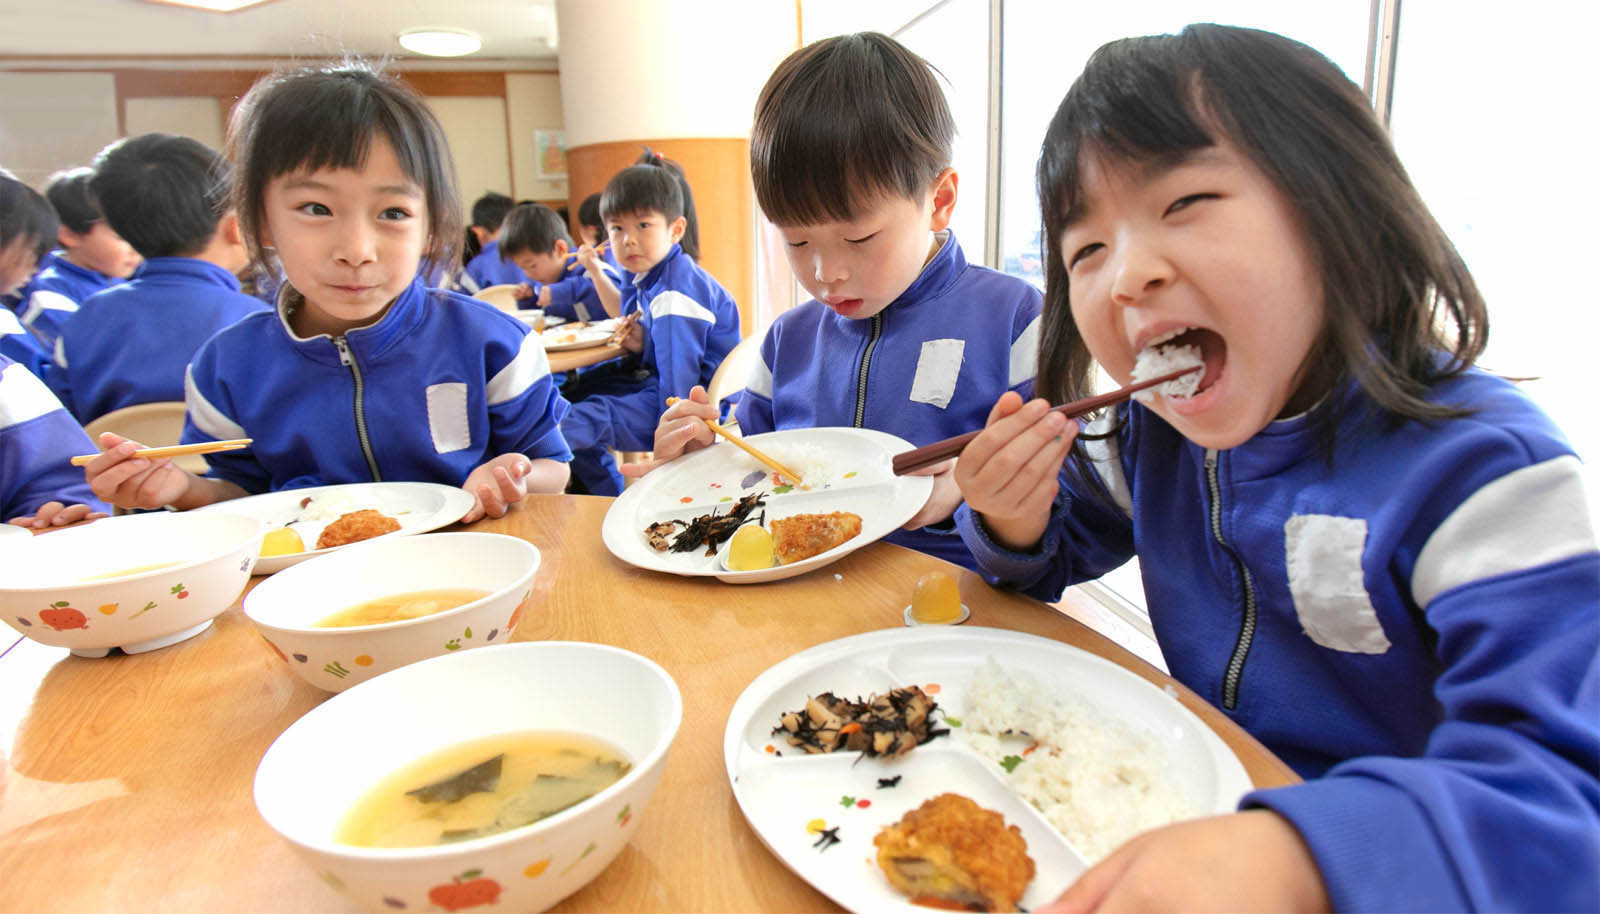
[1067,242,1103,270]
[1164,193,1217,216]
[296,202,331,217]
[379,207,412,221]
[845,232,878,245]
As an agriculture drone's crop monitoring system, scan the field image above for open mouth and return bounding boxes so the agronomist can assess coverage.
[1131,327,1226,402]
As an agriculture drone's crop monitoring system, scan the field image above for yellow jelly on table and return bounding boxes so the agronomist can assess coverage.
[909,570,963,624]
[260,527,305,558]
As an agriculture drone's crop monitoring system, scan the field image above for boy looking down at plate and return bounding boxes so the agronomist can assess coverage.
[499,202,621,324]
[16,168,142,351]
[81,62,571,523]
[560,164,741,496]
[48,133,269,425]
[0,173,61,381]
[636,32,1043,571]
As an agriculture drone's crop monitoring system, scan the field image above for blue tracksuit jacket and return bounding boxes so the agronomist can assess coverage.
[459,241,526,293]
[18,251,123,350]
[537,260,623,324]
[561,244,740,455]
[0,307,54,382]
[958,368,1600,911]
[0,355,109,520]
[182,277,571,494]
[737,232,1043,569]
[50,257,269,424]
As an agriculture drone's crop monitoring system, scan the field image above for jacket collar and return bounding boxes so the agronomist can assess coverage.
[274,275,430,365]
[41,250,112,286]
[132,257,242,290]
[887,230,965,312]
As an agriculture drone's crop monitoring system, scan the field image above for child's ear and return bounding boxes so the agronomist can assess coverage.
[928,168,958,232]
[669,216,687,244]
[553,238,570,258]
[219,211,245,247]
[56,225,78,248]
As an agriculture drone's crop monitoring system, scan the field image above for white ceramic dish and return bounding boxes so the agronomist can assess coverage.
[0,523,31,540]
[243,532,539,692]
[539,318,619,351]
[196,482,475,574]
[255,641,682,913]
[0,511,261,657]
[723,627,1253,913]
[601,427,932,584]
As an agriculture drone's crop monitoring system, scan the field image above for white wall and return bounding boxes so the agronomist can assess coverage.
[123,97,225,151]
[423,95,515,220]
[505,72,565,201]
[0,72,119,186]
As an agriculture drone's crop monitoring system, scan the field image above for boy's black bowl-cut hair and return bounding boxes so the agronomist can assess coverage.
[499,202,571,260]
[599,166,684,233]
[470,191,514,232]
[0,172,60,262]
[91,133,233,259]
[43,167,105,237]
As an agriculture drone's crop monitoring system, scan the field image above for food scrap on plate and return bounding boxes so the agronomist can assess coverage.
[874,793,1035,913]
[772,685,946,758]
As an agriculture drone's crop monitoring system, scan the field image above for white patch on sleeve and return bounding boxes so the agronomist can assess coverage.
[1411,455,1597,607]
[183,366,245,441]
[649,290,715,323]
[1080,412,1132,515]
[485,332,551,406]
[909,338,965,409]
[0,362,63,429]
[22,290,77,327]
[426,382,471,453]
[745,350,773,399]
[0,308,26,336]
[1285,514,1391,654]
[1008,315,1042,387]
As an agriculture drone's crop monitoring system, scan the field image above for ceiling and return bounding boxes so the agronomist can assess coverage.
[0,0,560,63]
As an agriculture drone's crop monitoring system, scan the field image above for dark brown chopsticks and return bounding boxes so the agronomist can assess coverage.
[890,365,1201,475]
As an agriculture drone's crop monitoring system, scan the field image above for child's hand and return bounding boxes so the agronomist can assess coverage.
[575,243,601,273]
[1039,810,1330,914]
[512,283,535,300]
[618,387,718,480]
[620,316,645,353]
[460,454,535,523]
[84,432,195,511]
[901,458,961,530]
[952,393,1075,551]
[7,501,109,530]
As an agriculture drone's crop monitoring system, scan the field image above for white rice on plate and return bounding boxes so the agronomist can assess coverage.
[962,658,1191,862]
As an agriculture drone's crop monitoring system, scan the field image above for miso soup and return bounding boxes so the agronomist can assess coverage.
[336,731,632,847]
[314,588,489,628]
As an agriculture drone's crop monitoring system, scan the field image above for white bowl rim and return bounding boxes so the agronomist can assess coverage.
[255,640,684,860]
[0,510,263,593]
[242,532,539,634]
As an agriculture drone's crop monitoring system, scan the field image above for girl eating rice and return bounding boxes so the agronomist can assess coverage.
[954,24,1598,913]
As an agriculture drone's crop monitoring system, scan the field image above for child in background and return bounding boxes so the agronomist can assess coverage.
[49,133,268,424]
[17,168,142,349]
[575,191,622,274]
[0,173,60,380]
[1,354,110,528]
[643,32,1043,570]
[84,62,571,522]
[951,25,1597,912]
[562,164,740,495]
[499,202,620,323]
[457,191,525,293]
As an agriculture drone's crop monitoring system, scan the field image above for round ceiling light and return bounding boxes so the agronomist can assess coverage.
[397,29,483,57]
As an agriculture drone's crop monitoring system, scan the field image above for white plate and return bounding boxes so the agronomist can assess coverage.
[0,523,32,540]
[723,627,1254,913]
[194,482,476,574]
[601,427,933,584]
[539,318,619,351]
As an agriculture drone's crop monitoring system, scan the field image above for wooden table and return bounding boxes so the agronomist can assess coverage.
[547,342,626,374]
[0,495,1296,912]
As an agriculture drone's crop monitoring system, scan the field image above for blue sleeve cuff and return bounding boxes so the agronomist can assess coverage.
[954,500,1060,588]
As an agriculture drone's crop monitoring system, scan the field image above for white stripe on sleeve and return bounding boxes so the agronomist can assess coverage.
[486,331,552,407]
[649,290,716,323]
[183,366,245,440]
[0,361,64,430]
[1080,412,1132,516]
[1411,454,1598,607]
[22,290,77,327]
[1009,314,1042,387]
[745,351,773,399]
[0,309,26,336]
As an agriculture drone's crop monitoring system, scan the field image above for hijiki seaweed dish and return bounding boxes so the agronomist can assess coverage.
[644,491,767,556]
[772,686,948,759]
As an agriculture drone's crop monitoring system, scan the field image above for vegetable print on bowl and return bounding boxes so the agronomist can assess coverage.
[600,427,933,584]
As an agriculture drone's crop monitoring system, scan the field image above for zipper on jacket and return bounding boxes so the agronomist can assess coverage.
[1205,449,1257,710]
[852,313,883,428]
[333,335,383,482]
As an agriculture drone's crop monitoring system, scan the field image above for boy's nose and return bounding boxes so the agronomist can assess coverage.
[812,251,847,285]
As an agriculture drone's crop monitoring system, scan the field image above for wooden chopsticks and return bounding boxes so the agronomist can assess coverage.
[665,397,804,485]
[70,438,251,467]
[565,241,610,270]
[891,366,1201,475]
[604,311,640,347]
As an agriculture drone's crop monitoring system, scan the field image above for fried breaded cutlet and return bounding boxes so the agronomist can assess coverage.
[874,793,1034,913]
[315,509,401,549]
[769,511,862,564]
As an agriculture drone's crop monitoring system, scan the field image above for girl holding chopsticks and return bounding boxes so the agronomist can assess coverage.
[954,25,1597,913]
[83,62,572,523]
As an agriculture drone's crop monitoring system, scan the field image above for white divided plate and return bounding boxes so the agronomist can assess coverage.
[0,523,31,540]
[539,318,619,351]
[723,627,1254,913]
[195,482,476,574]
[601,427,933,584]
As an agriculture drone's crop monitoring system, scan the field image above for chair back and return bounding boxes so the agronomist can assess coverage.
[83,401,207,474]
[707,334,762,409]
[473,284,523,314]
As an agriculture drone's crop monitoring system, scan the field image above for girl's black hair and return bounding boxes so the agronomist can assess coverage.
[630,148,700,261]
[498,202,571,259]
[1037,24,1487,487]
[226,61,463,272]
[0,172,60,260]
[600,164,698,261]
[90,133,233,259]
[43,167,103,236]
[751,31,954,226]
[577,192,602,237]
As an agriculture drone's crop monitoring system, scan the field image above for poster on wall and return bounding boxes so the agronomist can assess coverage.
[535,129,567,180]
